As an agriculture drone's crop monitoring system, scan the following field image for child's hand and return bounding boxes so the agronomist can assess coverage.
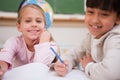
[80,54,94,70]
[39,30,51,43]
[54,60,69,76]
[0,70,4,79]
[0,61,8,79]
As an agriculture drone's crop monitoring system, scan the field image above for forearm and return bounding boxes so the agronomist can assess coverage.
[85,61,120,80]
[61,49,81,72]
[34,42,57,65]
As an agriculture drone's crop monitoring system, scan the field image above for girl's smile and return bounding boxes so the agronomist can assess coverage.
[85,8,118,38]
[17,6,45,41]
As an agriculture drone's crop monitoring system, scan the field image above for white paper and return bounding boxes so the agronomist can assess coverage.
[47,69,90,80]
[2,63,91,80]
[3,63,49,80]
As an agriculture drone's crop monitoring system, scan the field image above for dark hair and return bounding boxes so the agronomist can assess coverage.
[86,0,120,16]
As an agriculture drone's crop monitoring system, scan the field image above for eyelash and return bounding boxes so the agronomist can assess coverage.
[25,20,42,23]
[86,11,109,17]
[86,10,94,15]
[25,20,31,23]
[36,20,42,23]
[101,13,109,16]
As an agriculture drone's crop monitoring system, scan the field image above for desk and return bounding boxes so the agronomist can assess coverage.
[2,63,91,80]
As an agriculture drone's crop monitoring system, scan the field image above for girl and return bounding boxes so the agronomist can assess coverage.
[0,0,58,79]
[54,0,120,80]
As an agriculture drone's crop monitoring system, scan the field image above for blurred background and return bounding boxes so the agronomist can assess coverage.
[0,0,88,53]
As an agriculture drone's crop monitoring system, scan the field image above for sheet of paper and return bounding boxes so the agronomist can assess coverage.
[2,63,91,80]
[47,69,91,80]
[3,63,49,80]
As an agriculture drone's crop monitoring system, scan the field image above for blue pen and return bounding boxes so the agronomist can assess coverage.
[50,47,64,64]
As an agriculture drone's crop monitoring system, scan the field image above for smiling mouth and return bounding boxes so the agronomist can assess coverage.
[92,25,102,29]
[28,30,40,34]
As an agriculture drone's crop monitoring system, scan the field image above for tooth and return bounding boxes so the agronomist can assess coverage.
[93,26,98,29]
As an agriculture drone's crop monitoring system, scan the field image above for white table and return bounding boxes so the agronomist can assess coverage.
[2,63,91,80]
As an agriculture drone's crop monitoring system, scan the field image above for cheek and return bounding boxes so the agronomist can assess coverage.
[84,17,90,27]
[104,16,117,27]
[103,20,115,30]
[18,24,28,32]
[40,23,46,30]
[17,24,22,32]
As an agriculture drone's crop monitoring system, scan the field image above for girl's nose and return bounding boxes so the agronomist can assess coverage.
[92,14,100,24]
[32,21,38,27]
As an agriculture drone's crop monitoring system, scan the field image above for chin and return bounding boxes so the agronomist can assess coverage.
[91,33,100,38]
[30,36,39,41]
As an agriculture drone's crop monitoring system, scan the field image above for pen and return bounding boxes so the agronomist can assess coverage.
[50,47,64,64]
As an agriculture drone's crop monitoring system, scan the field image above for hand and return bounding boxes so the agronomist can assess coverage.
[54,60,69,76]
[0,61,8,79]
[0,69,4,79]
[80,54,94,70]
[39,30,51,43]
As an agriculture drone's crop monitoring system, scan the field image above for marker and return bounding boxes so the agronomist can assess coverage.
[50,47,64,64]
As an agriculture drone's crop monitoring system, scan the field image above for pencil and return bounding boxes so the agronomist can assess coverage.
[50,47,64,64]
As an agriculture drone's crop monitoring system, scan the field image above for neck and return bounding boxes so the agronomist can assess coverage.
[25,39,39,52]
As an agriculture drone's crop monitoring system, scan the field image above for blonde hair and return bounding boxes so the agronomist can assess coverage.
[17,4,46,25]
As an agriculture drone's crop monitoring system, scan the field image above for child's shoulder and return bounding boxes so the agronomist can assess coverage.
[7,35,22,40]
[5,35,23,44]
[112,24,120,32]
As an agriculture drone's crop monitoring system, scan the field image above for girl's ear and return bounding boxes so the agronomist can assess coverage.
[16,22,22,32]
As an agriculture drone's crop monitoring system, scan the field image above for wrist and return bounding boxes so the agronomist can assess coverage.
[85,62,94,76]
[0,61,8,71]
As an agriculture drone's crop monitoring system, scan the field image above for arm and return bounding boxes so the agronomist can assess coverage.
[84,35,120,80]
[61,33,91,72]
[53,44,86,76]
[0,37,18,69]
[54,33,91,76]
[33,30,59,66]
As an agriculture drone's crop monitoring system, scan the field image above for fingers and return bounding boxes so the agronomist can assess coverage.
[86,53,91,57]
[0,70,4,79]
[79,53,94,70]
[80,53,91,60]
[39,30,51,43]
[54,61,69,76]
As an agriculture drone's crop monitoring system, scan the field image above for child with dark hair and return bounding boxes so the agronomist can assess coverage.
[54,0,120,80]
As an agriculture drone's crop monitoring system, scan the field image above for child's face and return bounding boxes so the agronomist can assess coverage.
[17,6,45,41]
[85,7,118,38]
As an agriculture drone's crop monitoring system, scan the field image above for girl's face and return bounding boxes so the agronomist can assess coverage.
[85,8,118,39]
[17,6,45,42]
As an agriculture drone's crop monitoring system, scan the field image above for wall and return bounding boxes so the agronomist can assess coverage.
[0,0,85,14]
[0,24,88,54]
[0,12,88,53]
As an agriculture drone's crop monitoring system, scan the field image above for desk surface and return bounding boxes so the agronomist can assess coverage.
[3,63,91,80]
